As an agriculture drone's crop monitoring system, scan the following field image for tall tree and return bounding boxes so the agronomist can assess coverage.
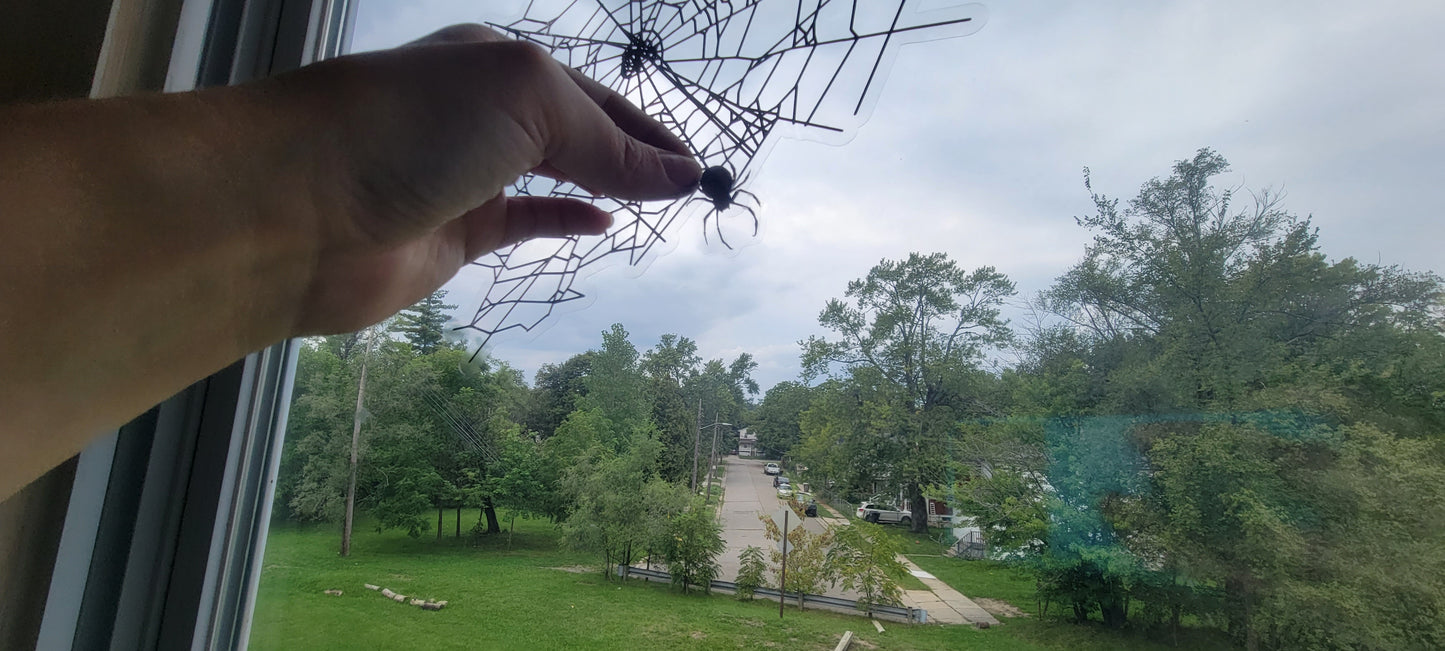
[526,351,593,438]
[641,334,702,482]
[579,324,650,451]
[753,381,813,459]
[394,289,458,355]
[802,252,1015,532]
[1014,149,1445,643]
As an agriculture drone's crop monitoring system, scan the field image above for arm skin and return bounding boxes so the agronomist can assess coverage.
[0,24,701,500]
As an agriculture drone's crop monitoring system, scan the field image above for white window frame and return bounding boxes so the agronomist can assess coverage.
[35,0,354,648]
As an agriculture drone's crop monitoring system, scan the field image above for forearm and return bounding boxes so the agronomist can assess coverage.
[0,85,317,497]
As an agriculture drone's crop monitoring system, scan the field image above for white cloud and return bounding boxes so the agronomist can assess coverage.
[355,0,1445,391]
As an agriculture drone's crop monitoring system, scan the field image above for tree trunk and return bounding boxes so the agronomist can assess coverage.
[437,506,442,541]
[1226,575,1255,649]
[1100,594,1127,628]
[907,483,928,534]
[455,506,461,537]
[482,497,501,534]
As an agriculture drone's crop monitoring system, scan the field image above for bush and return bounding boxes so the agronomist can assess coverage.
[660,500,725,593]
[735,546,766,600]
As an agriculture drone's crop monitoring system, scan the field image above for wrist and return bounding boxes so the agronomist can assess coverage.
[190,80,337,345]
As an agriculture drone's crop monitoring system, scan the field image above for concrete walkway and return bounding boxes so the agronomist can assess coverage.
[899,559,1000,626]
[812,502,1000,626]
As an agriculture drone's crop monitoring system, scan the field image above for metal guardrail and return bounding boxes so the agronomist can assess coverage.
[616,565,927,624]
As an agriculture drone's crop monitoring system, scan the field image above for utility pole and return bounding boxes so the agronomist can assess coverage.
[341,326,377,557]
[705,418,720,503]
[779,508,789,619]
[704,418,732,505]
[690,398,702,492]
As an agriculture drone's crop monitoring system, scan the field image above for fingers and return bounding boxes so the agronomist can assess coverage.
[458,196,614,259]
[559,66,692,158]
[413,25,689,157]
[536,86,702,201]
[405,25,700,201]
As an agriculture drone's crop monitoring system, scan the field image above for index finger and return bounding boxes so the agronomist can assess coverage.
[560,66,693,159]
[410,24,693,160]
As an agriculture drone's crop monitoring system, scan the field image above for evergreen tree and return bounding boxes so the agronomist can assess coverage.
[394,290,458,354]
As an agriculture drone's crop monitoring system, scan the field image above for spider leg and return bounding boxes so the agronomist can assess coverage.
[736,189,761,204]
[685,196,713,246]
[716,208,734,250]
[738,203,760,237]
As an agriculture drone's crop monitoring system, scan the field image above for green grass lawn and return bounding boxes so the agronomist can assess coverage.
[884,528,1233,651]
[248,512,1227,650]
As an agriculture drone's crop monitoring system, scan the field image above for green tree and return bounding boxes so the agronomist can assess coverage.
[560,433,680,578]
[1021,149,1445,643]
[579,324,650,452]
[526,351,592,438]
[734,546,767,600]
[275,339,358,521]
[825,522,909,615]
[761,510,834,609]
[802,252,1015,532]
[641,334,703,482]
[659,499,726,593]
[753,381,812,459]
[394,289,458,355]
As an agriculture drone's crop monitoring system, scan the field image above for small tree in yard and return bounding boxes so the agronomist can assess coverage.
[660,498,725,593]
[761,514,834,610]
[735,546,767,600]
[561,435,676,579]
[826,522,909,615]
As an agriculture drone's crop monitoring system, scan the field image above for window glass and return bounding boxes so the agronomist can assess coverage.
[250,1,1445,649]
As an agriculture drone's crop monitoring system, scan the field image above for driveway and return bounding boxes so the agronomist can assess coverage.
[715,456,831,585]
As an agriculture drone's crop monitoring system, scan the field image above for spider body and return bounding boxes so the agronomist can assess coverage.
[689,166,759,249]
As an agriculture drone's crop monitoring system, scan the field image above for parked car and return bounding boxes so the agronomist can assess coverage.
[856,502,912,526]
[803,498,818,517]
[773,475,790,488]
[776,484,794,498]
[763,462,780,475]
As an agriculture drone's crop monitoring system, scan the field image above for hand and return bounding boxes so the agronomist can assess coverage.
[0,24,701,498]
[255,24,701,335]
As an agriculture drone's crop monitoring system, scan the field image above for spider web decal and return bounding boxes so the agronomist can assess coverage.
[462,0,985,352]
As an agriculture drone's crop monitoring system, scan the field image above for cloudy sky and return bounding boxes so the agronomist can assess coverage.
[350,0,1445,394]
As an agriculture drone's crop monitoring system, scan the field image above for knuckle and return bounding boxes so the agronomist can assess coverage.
[427,23,494,43]
[493,39,557,73]
[620,136,653,175]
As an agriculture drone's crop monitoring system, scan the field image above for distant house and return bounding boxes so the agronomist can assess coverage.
[737,428,757,457]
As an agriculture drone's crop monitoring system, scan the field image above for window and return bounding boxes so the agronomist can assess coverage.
[37,1,1445,649]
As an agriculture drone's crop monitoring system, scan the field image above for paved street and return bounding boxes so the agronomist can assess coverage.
[713,455,1000,625]
[715,456,830,585]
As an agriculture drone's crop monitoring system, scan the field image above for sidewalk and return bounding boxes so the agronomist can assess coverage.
[814,503,1000,627]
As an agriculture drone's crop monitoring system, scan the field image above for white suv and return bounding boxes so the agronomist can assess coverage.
[856,502,912,526]
[763,463,781,475]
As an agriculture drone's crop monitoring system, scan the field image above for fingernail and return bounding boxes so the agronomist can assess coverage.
[662,153,702,190]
